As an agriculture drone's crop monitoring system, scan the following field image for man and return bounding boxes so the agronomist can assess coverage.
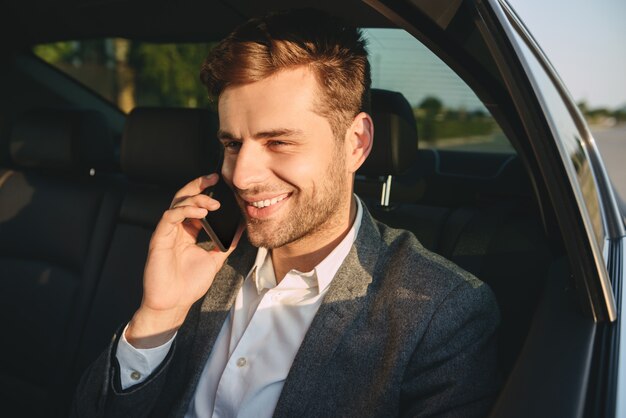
[73,9,499,417]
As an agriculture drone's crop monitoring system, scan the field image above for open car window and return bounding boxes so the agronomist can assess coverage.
[34,29,513,155]
[34,40,215,113]
[364,27,513,154]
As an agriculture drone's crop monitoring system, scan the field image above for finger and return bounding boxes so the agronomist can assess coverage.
[153,206,209,239]
[182,217,204,240]
[171,173,219,205]
[203,222,244,257]
[224,223,245,255]
[163,205,209,224]
[186,218,203,230]
[171,194,221,211]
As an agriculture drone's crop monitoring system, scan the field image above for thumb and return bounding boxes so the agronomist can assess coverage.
[224,223,245,256]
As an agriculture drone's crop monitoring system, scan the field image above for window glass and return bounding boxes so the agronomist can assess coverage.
[34,40,215,113]
[363,28,513,153]
[508,27,605,247]
[35,32,512,155]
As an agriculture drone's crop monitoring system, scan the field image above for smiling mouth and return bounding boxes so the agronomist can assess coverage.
[246,193,290,209]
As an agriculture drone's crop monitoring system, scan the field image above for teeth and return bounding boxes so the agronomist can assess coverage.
[250,194,287,208]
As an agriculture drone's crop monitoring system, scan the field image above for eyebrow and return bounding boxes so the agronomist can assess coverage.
[217,128,304,141]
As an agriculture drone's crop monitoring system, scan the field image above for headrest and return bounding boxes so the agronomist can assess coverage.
[358,89,418,176]
[10,108,115,173]
[121,107,220,185]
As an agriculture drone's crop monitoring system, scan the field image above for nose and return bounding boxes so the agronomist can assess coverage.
[226,141,269,191]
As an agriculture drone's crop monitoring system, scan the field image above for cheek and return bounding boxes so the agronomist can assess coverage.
[270,150,337,187]
[273,155,314,185]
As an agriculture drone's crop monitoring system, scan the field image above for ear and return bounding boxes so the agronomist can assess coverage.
[345,112,374,174]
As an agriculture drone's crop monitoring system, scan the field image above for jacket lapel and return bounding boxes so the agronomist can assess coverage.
[175,238,257,414]
[273,208,382,417]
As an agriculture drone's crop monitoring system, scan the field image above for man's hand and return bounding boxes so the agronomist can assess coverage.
[126,173,243,348]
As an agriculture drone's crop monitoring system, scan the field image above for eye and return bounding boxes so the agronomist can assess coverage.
[267,140,288,147]
[222,140,241,152]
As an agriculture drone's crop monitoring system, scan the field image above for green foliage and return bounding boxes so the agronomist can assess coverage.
[578,100,626,124]
[414,95,498,141]
[130,42,216,108]
[418,96,443,117]
[34,39,217,111]
[33,42,76,63]
[416,117,496,140]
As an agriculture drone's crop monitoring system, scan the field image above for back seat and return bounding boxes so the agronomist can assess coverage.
[0,106,220,416]
[70,107,221,395]
[2,95,551,414]
[0,108,120,416]
[357,89,452,251]
[357,89,553,378]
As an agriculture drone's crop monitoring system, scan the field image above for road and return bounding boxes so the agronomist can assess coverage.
[592,124,626,206]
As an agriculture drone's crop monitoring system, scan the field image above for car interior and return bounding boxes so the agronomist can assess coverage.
[0,1,591,417]
[0,88,559,417]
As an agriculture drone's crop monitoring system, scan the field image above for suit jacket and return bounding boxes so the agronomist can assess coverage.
[72,206,500,417]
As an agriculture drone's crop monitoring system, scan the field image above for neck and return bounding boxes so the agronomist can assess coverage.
[271,195,357,283]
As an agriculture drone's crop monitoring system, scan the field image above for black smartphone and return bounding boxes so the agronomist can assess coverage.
[199,176,242,252]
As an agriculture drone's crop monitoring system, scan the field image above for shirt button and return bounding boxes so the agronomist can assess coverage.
[236,357,247,367]
[130,371,141,380]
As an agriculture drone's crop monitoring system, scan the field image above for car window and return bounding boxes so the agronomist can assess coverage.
[363,28,513,154]
[35,31,513,156]
[33,40,215,113]
[505,24,605,249]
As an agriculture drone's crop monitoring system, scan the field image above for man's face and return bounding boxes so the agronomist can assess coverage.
[218,66,351,249]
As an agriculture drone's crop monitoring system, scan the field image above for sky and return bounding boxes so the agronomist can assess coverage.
[365,28,486,111]
[365,1,626,112]
[507,0,626,110]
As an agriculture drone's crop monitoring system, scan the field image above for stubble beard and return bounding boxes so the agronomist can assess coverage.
[243,146,348,249]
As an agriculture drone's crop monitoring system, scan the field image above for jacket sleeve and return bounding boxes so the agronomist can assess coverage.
[400,280,501,418]
[69,327,177,418]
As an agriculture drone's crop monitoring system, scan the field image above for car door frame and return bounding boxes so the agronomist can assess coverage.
[485,2,624,416]
[362,0,622,415]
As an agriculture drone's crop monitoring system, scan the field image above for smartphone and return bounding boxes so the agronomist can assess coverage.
[199,177,242,252]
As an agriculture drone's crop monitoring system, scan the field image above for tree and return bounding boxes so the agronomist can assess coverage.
[418,96,443,141]
[129,42,216,108]
[33,39,216,112]
[419,96,443,118]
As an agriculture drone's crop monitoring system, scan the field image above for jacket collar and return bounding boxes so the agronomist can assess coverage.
[273,204,382,417]
[176,238,256,413]
[176,202,382,416]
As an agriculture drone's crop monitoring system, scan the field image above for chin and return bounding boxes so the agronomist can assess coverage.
[245,223,282,249]
[245,220,308,249]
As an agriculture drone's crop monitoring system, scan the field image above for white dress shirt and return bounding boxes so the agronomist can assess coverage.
[116,197,363,418]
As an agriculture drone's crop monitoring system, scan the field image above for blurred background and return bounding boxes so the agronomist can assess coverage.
[508,0,626,125]
[32,1,625,197]
[508,0,626,201]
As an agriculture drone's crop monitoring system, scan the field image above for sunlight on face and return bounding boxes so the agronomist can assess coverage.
[218,67,351,249]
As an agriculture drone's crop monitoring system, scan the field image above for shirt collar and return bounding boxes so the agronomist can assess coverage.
[251,247,275,293]
[313,196,362,293]
[248,195,363,295]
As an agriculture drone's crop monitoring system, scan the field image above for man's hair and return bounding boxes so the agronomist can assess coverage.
[200,9,371,140]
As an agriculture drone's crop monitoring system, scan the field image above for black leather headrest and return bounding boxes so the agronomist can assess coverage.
[10,108,115,173]
[358,89,418,176]
[121,107,220,185]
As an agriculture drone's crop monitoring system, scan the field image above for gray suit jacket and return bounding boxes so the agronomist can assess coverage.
[73,206,500,417]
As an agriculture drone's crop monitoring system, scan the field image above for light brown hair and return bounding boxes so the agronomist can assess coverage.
[200,9,371,140]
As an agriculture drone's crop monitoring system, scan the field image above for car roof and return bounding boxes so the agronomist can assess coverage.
[1,0,393,46]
